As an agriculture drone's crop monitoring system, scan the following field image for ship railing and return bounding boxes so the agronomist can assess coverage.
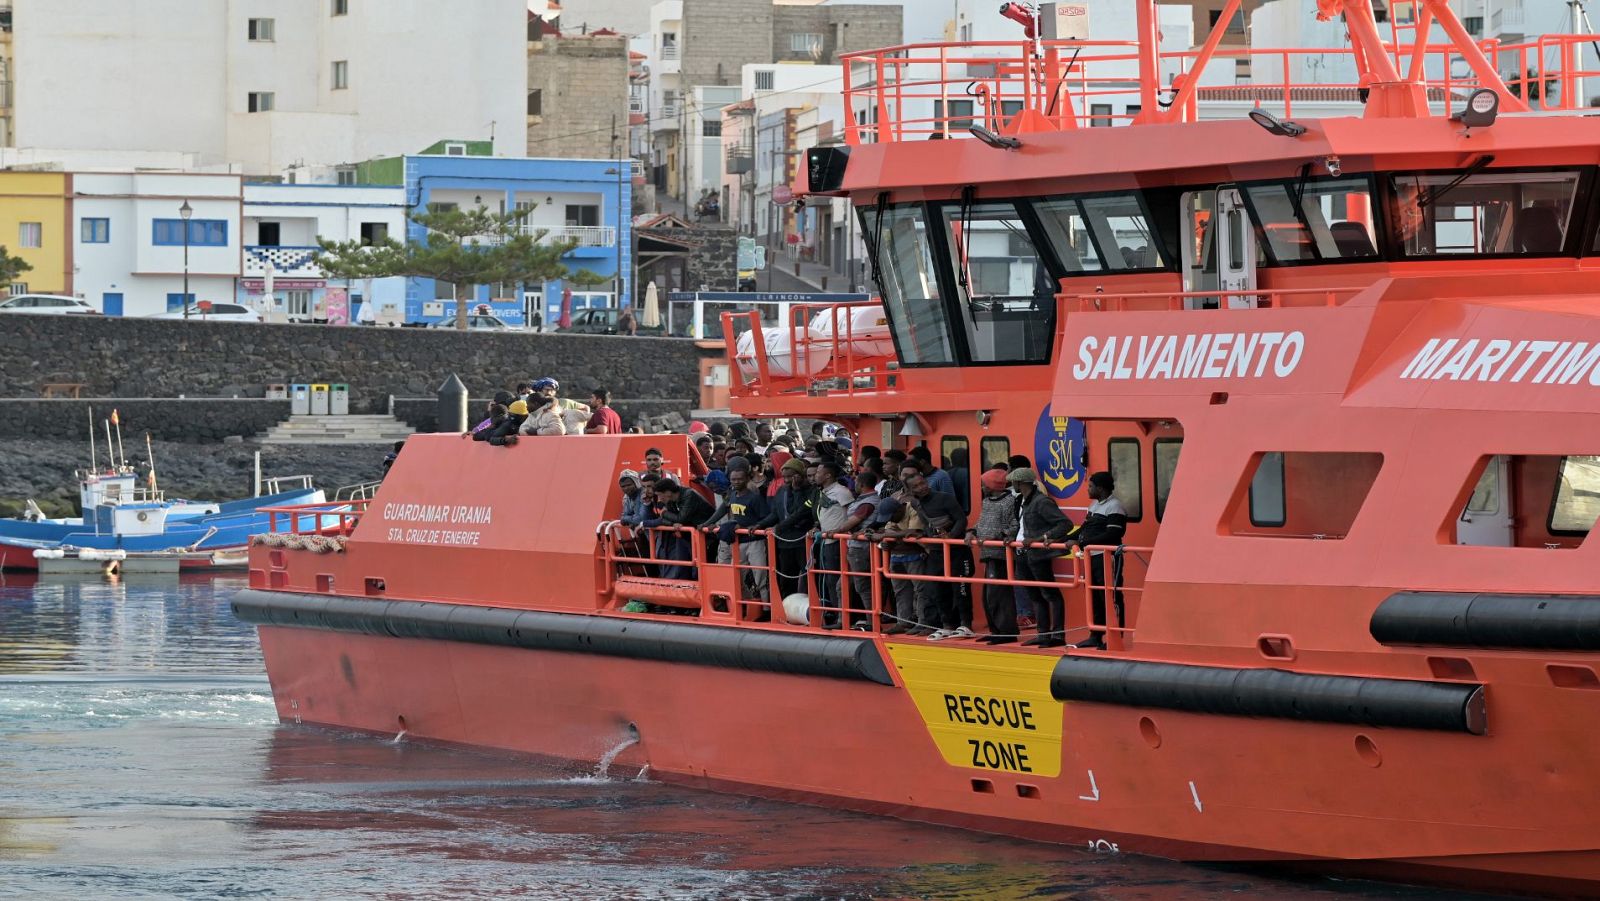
[1489,34,1600,114]
[333,480,385,502]
[722,303,898,400]
[260,499,369,537]
[838,36,1600,144]
[1077,544,1153,653]
[597,524,1144,644]
[261,474,317,495]
[1070,286,1360,313]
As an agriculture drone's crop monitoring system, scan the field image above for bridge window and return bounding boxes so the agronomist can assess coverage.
[1242,176,1378,263]
[1033,194,1167,273]
[1390,168,1581,257]
[862,204,957,366]
[1230,451,1383,539]
[939,201,1057,363]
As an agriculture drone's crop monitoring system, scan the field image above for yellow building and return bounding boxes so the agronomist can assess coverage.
[0,171,70,295]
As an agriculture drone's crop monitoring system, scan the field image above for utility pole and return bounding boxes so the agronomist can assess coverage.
[612,113,624,307]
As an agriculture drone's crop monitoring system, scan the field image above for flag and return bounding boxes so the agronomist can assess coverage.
[148,467,157,490]
[110,409,120,426]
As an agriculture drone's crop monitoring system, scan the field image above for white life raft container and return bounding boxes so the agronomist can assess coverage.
[734,326,828,379]
[807,304,894,360]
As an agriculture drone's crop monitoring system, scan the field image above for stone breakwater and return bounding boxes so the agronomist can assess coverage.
[0,316,710,415]
[0,439,387,518]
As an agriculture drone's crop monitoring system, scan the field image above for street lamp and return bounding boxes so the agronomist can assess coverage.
[178,200,193,320]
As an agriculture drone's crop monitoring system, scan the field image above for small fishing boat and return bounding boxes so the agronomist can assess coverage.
[0,472,327,572]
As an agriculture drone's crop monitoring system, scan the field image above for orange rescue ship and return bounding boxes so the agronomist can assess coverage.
[239,2,1600,895]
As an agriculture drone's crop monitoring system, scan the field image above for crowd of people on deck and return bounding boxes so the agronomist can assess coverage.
[607,419,1130,650]
[445,385,1130,648]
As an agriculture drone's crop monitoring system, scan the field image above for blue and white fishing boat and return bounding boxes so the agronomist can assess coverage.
[0,472,327,572]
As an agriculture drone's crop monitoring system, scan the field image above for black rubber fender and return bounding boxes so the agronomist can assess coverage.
[1373,592,1600,650]
[232,589,894,686]
[1049,656,1485,735]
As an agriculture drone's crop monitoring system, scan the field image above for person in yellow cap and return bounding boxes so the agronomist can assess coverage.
[483,399,528,446]
[1008,467,1073,648]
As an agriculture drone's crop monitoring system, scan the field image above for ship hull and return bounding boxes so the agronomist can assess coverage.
[253,619,1600,898]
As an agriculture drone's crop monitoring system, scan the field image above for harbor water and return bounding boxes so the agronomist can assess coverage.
[0,575,1491,899]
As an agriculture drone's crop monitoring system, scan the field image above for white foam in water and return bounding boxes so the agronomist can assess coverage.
[593,735,638,778]
[391,730,407,744]
[634,764,651,782]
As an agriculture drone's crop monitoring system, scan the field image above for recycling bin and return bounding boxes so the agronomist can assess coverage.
[265,384,288,400]
[330,383,350,415]
[290,384,311,415]
[310,383,331,415]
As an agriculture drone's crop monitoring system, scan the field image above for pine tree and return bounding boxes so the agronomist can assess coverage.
[316,206,602,330]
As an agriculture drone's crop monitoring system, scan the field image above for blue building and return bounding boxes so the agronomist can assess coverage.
[397,154,632,327]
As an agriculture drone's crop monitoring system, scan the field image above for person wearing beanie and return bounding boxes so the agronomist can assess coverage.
[971,467,1022,643]
[1008,467,1073,648]
[1071,471,1128,650]
[485,399,528,446]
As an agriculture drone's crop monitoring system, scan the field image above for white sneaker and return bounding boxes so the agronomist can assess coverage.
[950,626,976,639]
[927,629,954,641]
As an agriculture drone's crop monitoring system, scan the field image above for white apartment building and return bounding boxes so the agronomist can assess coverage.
[684,84,740,208]
[643,1,684,194]
[12,0,525,174]
[240,184,408,324]
[71,173,243,318]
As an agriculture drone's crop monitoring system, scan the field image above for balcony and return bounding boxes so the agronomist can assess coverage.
[661,43,679,61]
[520,225,616,248]
[244,245,322,278]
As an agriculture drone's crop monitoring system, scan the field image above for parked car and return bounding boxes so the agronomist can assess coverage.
[427,314,515,331]
[561,307,667,336]
[0,294,100,315]
[151,302,262,322]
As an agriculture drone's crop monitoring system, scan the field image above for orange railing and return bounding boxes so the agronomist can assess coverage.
[723,301,897,399]
[596,522,1151,648]
[840,36,1600,144]
[1070,286,1361,313]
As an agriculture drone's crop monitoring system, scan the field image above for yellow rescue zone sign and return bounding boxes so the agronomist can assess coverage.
[886,644,1064,777]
